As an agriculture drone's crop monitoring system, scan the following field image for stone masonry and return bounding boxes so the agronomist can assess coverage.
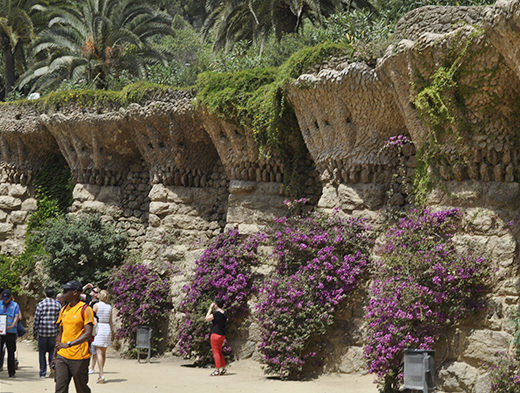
[1,1,520,391]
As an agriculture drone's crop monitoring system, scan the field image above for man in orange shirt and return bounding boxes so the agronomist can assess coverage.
[52,280,94,393]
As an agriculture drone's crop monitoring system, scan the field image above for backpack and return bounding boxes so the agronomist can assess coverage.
[80,303,98,339]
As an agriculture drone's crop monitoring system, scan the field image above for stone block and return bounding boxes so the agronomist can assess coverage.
[149,184,168,202]
[438,361,478,392]
[72,184,99,202]
[14,224,27,238]
[21,198,38,212]
[97,186,121,204]
[229,180,257,194]
[9,210,28,225]
[8,184,28,198]
[149,202,174,216]
[486,182,520,207]
[0,210,7,222]
[165,187,194,203]
[0,183,9,195]
[461,329,511,366]
[0,196,22,210]
[0,222,14,239]
[338,346,367,374]
[149,214,161,227]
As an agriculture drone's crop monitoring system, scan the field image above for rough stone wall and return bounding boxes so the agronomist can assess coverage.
[0,178,37,254]
[1,1,520,391]
[395,5,486,39]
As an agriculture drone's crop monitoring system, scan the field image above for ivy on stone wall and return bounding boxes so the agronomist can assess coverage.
[412,27,520,204]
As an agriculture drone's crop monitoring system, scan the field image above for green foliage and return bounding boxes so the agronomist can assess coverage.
[412,31,479,205]
[28,154,73,230]
[197,41,350,148]
[19,0,173,92]
[2,80,179,111]
[197,41,349,195]
[33,214,128,287]
[0,255,21,293]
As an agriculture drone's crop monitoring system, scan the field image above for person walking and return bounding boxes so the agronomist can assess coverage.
[91,290,113,383]
[87,287,100,376]
[0,289,20,378]
[205,298,227,376]
[34,287,61,378]
[52,280,94,393]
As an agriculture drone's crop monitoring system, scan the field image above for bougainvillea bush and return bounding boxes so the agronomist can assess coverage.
[111,262,172,351]
[178,229,265,365]
[257,201,373,379]
[488,352,520,393]
[364,208,490,392]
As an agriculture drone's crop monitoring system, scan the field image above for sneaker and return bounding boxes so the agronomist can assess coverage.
[9,374,15,378]
[88,369,95,375]
[40,375,46,379]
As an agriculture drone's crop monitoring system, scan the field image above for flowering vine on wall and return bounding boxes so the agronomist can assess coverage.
[178,229,265,365]
[364,208,490,392]
[256,200,373,379]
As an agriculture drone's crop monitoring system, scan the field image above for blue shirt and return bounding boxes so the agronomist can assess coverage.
[1,301,20,334]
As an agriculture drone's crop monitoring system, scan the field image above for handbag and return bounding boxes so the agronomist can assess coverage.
[16,321,26,337]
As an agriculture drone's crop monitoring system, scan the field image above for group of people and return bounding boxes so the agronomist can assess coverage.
[1,279,229,391]
[1,279,114,393]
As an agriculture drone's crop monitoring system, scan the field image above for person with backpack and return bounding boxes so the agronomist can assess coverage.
[52,280,94,393]
[34,287,61,378]
[0,289,20,378]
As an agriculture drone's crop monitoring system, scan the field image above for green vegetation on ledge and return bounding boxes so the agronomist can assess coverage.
[1,81,183,112]
[196,42,351,195]
[196,42,351,150]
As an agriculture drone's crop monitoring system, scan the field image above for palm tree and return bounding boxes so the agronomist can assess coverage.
[0,0,48,97]
[203,0,368,51]
[19,0,172,91]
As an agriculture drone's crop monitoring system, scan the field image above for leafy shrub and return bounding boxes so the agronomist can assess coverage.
[178,229,264,365]
[256,200,373,379]
[33,214,128,286]
[0,255,21,292]
[28,154,73,231]
[364,208,490,392]
[111,262,172,351]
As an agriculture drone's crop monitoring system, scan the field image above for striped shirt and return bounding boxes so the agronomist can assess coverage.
[33,298,61,337]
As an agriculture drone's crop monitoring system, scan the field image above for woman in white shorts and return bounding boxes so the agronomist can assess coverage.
[92,290,114,383]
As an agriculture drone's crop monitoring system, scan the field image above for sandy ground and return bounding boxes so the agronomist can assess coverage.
[0,340,379,393]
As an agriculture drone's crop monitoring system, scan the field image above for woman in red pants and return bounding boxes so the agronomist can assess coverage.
[205,298,227,376]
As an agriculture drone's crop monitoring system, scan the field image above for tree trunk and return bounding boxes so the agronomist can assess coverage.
[3,43,16,98]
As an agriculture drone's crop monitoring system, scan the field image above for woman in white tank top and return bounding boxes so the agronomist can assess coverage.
[92,290,113,383]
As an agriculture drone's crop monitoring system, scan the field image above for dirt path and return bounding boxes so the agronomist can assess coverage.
[0,340,378,393]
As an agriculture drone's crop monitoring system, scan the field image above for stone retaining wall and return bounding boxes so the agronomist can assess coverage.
[1,1,520,391]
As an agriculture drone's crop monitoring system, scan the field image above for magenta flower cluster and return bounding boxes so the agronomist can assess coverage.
[178,229,265,365]
[256,210,373,379]
[111,263,172,348]
[488,352,520,393]
[383,134,411,149]
[364,209,490,392]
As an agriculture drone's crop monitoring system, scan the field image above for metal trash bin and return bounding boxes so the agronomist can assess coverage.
[136,326,152,363]
[403,349,435,392]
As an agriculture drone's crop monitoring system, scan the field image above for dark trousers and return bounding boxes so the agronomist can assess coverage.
[38,336,56,376]
[0,333,16,377]
[55,355,91,393]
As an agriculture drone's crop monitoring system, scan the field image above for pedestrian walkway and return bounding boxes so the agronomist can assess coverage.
[0,341,378,393]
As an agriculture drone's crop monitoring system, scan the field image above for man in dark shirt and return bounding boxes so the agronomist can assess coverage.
[34,287,61,378]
